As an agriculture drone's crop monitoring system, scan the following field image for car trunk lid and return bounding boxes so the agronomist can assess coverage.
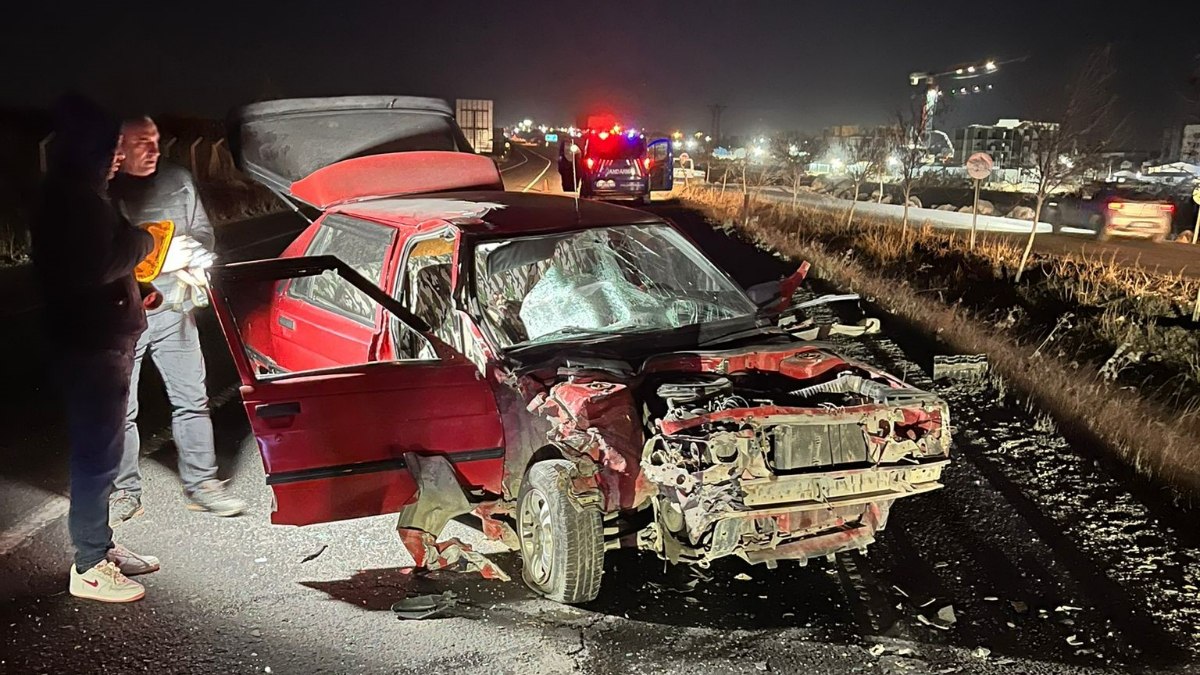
[228,96,501,208]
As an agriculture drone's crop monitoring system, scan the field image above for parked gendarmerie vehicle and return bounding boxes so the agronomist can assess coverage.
[209,96,953,603]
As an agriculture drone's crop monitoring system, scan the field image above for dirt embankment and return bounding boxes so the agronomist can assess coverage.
[682,186,1200,500]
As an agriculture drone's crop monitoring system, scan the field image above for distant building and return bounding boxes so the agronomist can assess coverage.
[952,119,1059,169]
[1160,127,1183,163]
[822,125,894,158]
[1181,124,1200,164]
[1159,124,1200,164]
[1091,151,1152,180]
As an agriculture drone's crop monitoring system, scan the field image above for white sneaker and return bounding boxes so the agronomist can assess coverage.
[69,561,145,603]
[106,543,160,576]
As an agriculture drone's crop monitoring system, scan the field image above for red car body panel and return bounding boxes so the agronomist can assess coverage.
[241,360,505,526]
[291,152,504,209]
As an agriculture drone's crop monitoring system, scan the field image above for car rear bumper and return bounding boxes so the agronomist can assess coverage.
[1106,216,1171,239]
[589,179,648,197]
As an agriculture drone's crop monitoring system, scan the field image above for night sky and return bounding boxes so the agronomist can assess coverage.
[3,1,1198,147]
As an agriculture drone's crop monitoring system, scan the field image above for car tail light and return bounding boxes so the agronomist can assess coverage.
[1107,201,1125,211]
[586,157,595,170]
[643,157,652,170]
[1160,204,1175,214]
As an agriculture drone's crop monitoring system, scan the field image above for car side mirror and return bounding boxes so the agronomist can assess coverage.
[746,280,780,306]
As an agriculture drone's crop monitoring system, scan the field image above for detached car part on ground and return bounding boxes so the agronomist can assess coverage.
[209,96,953,604]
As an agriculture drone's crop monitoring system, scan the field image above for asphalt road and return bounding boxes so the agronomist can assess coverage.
[2,152,1199,673]
[756,186,1200,279]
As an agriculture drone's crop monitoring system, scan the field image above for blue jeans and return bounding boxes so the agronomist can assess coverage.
[61,348,132,571]
[117,310,216,495]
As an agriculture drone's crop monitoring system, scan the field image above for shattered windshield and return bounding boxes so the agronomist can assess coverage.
[474,224,756,348]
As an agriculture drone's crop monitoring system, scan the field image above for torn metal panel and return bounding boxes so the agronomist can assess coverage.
[393,453,510,581]
[527,379,653,511]
[472,501,519,550]
[395,453,473,536]
[397,528,511,581]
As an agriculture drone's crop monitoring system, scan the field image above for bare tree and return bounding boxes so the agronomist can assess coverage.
[891,106,929,235]
[843,132,888,226]
[1015,47,1120,282]
[769,133,819,214]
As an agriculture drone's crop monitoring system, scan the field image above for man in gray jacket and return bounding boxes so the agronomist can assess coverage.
[109,115,245,524]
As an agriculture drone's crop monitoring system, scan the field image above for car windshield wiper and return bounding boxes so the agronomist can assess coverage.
[517,326,626,347]
[695,322,781,348]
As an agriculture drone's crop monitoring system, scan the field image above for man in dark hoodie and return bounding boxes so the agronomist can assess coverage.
[108,115,245,524]
[31,95,161,603]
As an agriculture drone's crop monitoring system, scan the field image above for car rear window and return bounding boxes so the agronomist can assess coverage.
[289,215,395,323]
[587,135,646,161]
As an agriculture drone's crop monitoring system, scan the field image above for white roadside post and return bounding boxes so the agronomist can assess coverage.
[965,152,994,251]
[1191,185,1200,245]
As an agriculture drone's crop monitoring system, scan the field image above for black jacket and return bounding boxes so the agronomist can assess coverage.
[31,178,153,351]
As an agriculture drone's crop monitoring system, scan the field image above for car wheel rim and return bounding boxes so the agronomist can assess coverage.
[520,488,554,586]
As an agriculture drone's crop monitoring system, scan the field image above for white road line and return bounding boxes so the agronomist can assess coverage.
[522,149,554,193]
[0,495,70,557]
[498,152,529,174]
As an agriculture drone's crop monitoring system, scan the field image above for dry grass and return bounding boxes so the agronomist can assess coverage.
[683,186,1200,498]
[0,215,28,266]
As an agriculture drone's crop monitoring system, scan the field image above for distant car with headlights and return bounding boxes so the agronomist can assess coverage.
[1048,186,1174,242]
[210,96,953,605]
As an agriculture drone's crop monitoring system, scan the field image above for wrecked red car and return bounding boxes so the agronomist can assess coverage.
[209,97,952,603]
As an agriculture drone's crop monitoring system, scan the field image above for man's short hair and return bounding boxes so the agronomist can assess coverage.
[121,114,156,129]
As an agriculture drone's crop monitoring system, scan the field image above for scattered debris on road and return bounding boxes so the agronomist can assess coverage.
[300,544,328,563]
[392,591,459,620]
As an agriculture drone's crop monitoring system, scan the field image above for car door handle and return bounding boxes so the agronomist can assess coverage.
[278,315,295,330]
[255,402,301,419]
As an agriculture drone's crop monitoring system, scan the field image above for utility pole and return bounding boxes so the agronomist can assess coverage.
[708,104,726,145]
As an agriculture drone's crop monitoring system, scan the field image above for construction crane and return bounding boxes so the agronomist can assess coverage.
[908,56,1025,152]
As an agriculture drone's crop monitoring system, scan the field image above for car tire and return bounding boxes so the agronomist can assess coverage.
[1096,227,1112,242]
[517,460,603,604]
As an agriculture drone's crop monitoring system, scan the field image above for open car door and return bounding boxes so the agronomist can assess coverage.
[647,138,674,192]
[207,255,505,526]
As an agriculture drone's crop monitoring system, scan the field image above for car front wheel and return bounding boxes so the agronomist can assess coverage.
[517,460,604,604]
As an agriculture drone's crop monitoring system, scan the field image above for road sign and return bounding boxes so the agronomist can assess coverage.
[965,152,994,181]
[545,133,559,143]
[1193,184,1200,205]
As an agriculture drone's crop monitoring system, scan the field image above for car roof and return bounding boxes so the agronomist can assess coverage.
[332,191,662,237]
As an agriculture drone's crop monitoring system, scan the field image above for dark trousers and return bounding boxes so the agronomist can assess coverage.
[60,347,134,571]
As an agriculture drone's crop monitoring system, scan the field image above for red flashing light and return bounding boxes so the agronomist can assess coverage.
[598,131,609,140]
[586,157,595,170]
